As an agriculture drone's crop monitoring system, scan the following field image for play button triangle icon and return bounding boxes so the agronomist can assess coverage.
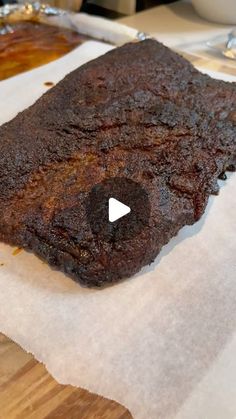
[87,177,150,240]
[108,197,131,223]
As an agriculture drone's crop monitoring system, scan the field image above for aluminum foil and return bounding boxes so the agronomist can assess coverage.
[0,1,150,45]
[0,2,62,34]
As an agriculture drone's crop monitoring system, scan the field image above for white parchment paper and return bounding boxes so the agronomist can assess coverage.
[0,40,236,419]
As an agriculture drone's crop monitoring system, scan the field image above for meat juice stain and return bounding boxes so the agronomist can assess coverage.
[12,247,23,256]
[44,81,54,87]
[0,22,91,81]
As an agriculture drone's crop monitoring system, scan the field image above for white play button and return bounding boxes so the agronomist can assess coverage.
[108,198,131,223]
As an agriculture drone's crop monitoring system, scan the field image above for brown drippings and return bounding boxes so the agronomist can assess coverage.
[44,81,55,87]
[0,22,91,81]
[12,247,23,256]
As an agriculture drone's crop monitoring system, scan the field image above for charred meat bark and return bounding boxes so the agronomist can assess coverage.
[0,40,235,286]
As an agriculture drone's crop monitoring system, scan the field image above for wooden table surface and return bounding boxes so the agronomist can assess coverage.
[0,334,132,419]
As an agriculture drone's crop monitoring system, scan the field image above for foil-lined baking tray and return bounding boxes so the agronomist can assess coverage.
[0,2,149,80]
[0,1,148,44]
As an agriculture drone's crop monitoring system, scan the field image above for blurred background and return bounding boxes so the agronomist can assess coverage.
[80,0,179,18]
[0,0,179,17]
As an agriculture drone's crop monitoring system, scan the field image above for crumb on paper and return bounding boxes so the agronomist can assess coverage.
[44,81,54,87]
[12,248,23,256]
[0,263,4,266]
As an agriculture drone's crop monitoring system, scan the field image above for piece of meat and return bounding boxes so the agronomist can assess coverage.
[0,39,235,287]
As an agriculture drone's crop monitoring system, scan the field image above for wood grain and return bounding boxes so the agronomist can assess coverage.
[0,334,132,419]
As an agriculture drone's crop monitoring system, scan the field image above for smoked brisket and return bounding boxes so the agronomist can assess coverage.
[0,39,235,286]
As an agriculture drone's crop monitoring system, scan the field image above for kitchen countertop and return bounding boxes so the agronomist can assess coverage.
[118,0,233,47]
[0,333,132,418]
[119,0,236,76]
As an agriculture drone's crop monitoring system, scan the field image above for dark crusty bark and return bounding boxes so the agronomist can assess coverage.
[0,39,235,287]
